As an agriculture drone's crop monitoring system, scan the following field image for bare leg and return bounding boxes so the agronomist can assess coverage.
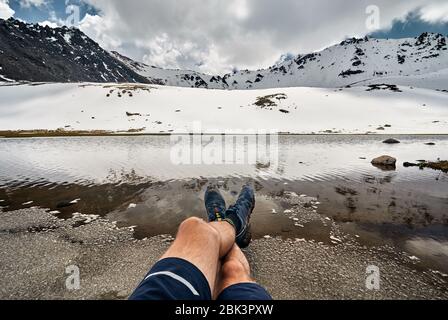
[216,244,255,297]
[161,217,236,295]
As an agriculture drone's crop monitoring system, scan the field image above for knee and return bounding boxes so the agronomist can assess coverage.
[221,258,250,280]
[178,217,220,242]
[179,217,207,233]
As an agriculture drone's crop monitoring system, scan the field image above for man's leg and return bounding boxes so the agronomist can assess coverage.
[216,244,254,293]
[216,245,273,301]
[129,218,235,300]
[130,185,256,300]
[160,218,236,294]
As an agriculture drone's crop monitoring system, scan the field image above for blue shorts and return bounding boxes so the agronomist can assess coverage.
[129,258,272,301]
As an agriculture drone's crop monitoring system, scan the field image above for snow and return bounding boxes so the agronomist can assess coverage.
[112,33,448,91]
[356,68,448,90]
[63,33,72,45]
[0,82,447,134]
[0,74,13,82]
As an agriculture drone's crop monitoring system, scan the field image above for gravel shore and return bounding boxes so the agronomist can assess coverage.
[0,208,447,300]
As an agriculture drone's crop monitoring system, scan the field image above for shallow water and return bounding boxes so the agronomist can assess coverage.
[0,135,447,271]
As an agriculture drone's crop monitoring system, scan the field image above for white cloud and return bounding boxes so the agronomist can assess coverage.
[19,0,47,8]
[0,0,14,19]
[78,13,122,49]
[78,0,448,74]
[420,2,448,23]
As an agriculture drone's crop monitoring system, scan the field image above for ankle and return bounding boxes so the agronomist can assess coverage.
[225,209,242,234]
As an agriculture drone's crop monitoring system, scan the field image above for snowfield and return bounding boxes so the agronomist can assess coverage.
[1,21,446,135]
[112,33,448,90]
[355,68,448,90]
[0,82,447,134]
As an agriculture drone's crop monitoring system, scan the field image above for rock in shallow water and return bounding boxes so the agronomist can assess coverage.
[371,156,397,171]
[372,155,397,166]
[403,162,419,168]
[383,138,401,144]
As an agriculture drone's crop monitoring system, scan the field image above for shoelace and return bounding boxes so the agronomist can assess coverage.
[214,207,223,221]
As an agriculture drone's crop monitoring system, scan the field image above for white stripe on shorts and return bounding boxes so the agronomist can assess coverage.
[144,271,200,296]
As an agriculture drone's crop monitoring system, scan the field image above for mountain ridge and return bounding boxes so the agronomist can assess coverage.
[1,17,447,90]
[112,32,448,90]
[0,17,151,83]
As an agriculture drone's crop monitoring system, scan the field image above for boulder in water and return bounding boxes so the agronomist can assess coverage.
[383,138,400,144]
[371,155,397,170]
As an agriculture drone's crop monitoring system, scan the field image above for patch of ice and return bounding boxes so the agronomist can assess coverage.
[330,236,342,243]
[408,255,420,261]
[432,270,448,277]
[72,212,99,224]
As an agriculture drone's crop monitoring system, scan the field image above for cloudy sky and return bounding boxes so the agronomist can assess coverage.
[1,0,448,74]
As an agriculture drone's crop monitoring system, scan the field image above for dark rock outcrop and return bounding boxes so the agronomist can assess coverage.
[383,138,401,144]
[0,18,151,83]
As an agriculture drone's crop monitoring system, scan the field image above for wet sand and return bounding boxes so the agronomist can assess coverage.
[1,208,447,300]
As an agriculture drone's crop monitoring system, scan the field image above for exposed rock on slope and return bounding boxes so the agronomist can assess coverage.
[113,33,448,90]
[0,18,151,83]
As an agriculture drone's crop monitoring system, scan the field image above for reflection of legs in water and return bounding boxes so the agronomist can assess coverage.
[160,218,236,295]
[216,244,254,296]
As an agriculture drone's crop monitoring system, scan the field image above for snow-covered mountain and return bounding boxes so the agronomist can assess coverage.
[1,16,447,90]
[113,33,448,90]
[0,18,150,83]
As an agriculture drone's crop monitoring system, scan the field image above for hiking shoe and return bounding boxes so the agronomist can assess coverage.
[225,185,255,248]
[204,185,227,222]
